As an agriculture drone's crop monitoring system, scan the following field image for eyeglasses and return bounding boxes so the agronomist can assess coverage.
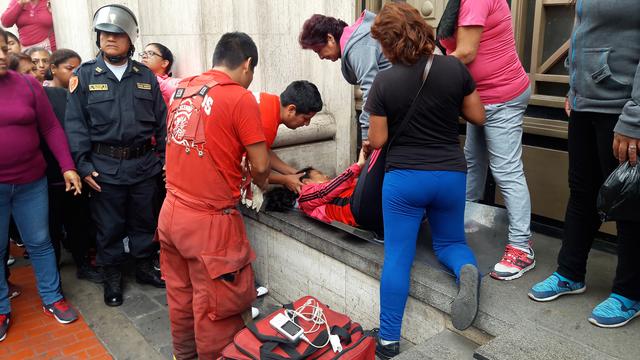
[32,58,49,66]
[138,51,162,59]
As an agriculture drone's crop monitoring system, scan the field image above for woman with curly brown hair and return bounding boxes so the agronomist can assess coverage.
[365,3,485,358]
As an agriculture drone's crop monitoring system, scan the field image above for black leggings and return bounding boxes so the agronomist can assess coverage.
[557,111,640,300]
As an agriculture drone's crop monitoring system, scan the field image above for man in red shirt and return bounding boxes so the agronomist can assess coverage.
[157,32,270,359]
[253,80,322,193]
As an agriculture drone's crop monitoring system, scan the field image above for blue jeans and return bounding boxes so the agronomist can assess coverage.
[465,87,532,247]
[379,170,477,341]
[0,177,63,314]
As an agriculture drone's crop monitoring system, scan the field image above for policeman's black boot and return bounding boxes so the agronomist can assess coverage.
[135,258,165,288]
[103,266,123,307]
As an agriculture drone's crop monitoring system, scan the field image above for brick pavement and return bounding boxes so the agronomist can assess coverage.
[1,245,111,360]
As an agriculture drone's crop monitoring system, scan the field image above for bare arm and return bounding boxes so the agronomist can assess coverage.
[450,26,483,65]
[367,114,388,149]
[462,90,485,125]
[245,142,270,189]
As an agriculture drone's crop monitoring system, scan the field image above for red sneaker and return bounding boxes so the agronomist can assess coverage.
[490,245,535,281]
[0,313,9,342]
[43,299,78,324]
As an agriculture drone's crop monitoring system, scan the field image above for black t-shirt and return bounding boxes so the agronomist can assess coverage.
[365,55,476,172]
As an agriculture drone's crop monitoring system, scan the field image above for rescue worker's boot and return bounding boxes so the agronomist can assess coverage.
[103,266,123,307]
[136,258,165,288]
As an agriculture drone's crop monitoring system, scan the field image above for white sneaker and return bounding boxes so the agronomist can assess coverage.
[256,286,268,297]
[6,255,15,266]
[251,307,260,319]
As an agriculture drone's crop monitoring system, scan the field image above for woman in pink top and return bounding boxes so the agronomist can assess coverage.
[1,0,56,51]
[439,0,533,282]
[140,42,181,106]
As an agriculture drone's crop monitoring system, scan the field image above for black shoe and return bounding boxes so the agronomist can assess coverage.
[451,264,480,331]
[77,263,103,284]
[136,258,165,288]
[103,266,123,307]
[371,328,400,359]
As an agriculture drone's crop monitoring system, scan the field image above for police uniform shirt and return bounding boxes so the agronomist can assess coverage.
[64,56,167,185]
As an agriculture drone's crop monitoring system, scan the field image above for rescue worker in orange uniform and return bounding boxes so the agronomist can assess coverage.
[157,32,270,359]
[252,80,323,194]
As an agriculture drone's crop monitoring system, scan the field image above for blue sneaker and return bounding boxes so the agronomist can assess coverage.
[528,272,586,302]
[589,294,640,328]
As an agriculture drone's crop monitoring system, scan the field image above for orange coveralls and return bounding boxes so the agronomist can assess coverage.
[157,70,266,359]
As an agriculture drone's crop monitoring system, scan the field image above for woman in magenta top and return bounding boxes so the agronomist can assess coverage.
[0,28,81,341]
[1,0,56,51]
[439,0,534,282]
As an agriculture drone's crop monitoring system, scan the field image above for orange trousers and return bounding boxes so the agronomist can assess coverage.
[158,193,256,359]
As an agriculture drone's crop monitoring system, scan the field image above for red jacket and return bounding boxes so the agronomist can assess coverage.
[298,163,361,226]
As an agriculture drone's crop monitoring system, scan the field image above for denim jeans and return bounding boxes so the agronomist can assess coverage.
[465,88,532,247]
[0,177,63,314]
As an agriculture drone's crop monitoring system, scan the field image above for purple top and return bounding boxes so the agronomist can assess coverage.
[0,71,75,184]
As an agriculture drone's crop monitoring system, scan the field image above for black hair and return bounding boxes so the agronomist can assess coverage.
[6,31,18,43]
[147,42,174,75]
[297,167,315,181]
[264,167,316,211]
[0,28,7,43]
[49,49,81,67]
[46,49,81,80]
[212,32,258,71]
[264,187,298,212]
[8,53,32,71]
[280,80,323,114]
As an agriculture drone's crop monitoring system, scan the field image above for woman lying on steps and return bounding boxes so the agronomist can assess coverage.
[264,145,373,231]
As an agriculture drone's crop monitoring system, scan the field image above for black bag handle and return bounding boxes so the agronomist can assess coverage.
[386,54,435,152]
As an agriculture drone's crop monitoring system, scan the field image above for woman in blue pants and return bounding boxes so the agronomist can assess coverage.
[366,3,485,358]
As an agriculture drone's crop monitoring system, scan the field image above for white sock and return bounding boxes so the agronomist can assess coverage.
[380,339,399,346]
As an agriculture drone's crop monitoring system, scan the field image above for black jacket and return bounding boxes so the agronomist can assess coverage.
[63,56,167,185]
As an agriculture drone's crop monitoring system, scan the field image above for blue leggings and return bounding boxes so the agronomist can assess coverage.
[379,170,477,341]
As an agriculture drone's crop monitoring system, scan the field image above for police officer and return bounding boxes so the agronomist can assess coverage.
[64,4,166,307]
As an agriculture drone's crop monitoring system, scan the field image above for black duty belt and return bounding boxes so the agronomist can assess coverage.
[92,140,154,160]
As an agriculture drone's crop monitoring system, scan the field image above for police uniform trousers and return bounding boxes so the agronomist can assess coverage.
[90,175,160,266]
[158,190,256,360]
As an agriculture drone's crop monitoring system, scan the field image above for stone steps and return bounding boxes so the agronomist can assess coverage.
[395,329,478,360]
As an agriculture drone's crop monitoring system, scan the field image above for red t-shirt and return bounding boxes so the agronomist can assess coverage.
[165,70,265,202]
[1,0,56,49]
[253,92,281,149]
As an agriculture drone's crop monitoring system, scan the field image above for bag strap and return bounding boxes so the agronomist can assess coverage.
[387,54,435,149]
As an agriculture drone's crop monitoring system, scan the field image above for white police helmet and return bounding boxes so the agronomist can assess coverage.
[93,4,139,45]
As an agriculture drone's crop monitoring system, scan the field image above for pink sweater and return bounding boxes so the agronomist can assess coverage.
[1,0,56,50]
[156,74,181,106]
[440,0,529,104]
[0,71,74,184]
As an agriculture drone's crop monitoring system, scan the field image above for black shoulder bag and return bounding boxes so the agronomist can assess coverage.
[351,55,435,235]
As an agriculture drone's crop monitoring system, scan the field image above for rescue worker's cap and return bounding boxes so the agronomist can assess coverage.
[93,4,139,44]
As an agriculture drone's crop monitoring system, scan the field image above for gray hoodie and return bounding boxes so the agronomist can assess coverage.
[568,0,640,138]
[341,10,391,138]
